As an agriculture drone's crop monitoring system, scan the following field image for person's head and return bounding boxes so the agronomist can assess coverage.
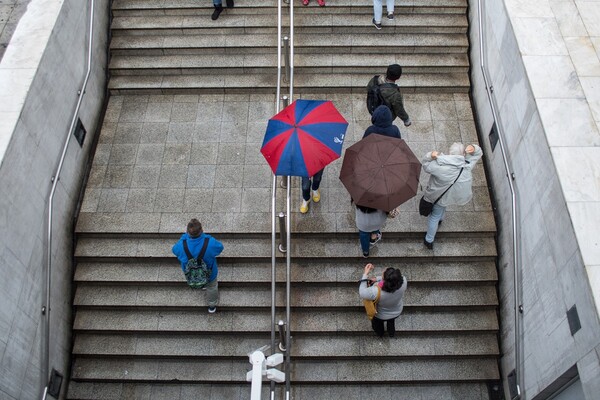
[187,218,203,238]
[382,268,404,293]
[449,142,465,156]
[371,105,393,126]
[386,64,403,81]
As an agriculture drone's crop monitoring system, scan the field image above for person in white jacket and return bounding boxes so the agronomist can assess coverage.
[421,143,483,249]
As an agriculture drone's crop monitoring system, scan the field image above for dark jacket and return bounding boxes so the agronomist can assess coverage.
[172,232,224,282]
[367,75,410,124]
[363,105,401,139]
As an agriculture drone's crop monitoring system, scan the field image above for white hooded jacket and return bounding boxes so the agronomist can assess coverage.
[422,145,483,207]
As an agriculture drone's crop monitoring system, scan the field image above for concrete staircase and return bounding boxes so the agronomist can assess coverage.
[108,0,470,94]
[66,0,502,398]
[67,232,499,399]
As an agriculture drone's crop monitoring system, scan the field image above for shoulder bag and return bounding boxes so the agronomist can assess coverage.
[419,167,464,216]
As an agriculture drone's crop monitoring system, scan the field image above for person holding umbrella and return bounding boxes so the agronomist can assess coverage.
[354,200,387,258]
[422,142,483,249]
[300,168,324,213]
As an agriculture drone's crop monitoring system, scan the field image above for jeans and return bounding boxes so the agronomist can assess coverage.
[301,169,324,201]
[359,229,380,254]
[373,0,394,23]
[213,0,222,6]
[425,203,446,243]
[372,316,397,337]
[205,278,219,307]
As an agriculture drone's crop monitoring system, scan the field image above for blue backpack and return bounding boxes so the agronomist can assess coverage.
[182,238,211,289]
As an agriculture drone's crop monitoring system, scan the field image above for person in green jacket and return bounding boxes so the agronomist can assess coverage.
[366,64,411,127]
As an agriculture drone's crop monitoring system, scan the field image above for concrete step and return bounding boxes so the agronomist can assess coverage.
[75,207,496,235]
[112,0,467,16]
[111,14,468,36]
[67,381,490,400]
[70,357,499,382]
[73,235,497,261]
[74,260,498,284]
[72,332,499,358]
[73,308,499,333]
[109,33,468,56]
[73,284,498,309]
[109,53,469,76]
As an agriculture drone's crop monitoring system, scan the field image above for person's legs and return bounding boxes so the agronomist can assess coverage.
[311,169,323,202]
[206,278,219,311]
[425,203,446,243]
[301,177,311,201]
[386,0,394,15]
[386,317,396,337]
[371,317,385,337]
[359,230,371,255]
[212,0,223,20]
[373,0,383,23]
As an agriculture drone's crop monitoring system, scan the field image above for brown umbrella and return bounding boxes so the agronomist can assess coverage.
[339,135,421,212]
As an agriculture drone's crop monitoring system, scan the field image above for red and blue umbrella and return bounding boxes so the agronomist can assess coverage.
[261,99,348,177]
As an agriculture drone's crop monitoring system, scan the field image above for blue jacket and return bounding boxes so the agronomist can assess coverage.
[363,105,402,139]
[172,232,224,282]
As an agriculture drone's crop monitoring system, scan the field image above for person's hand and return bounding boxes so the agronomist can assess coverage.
[364,263,374,275]
[465,145,475,154]
[431,151,439,160]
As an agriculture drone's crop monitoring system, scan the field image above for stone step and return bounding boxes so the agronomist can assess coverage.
[109,53,469,76]
[111,14,468,36]
[112,0,467,16]
[69,358,499,382]
[72,331,499,358]
[75,207,496,234]
[109,33,468,56]
[67,381,490,400]
[108,72,469,94]
[74,260,498,284]
[73,308,499,333]
[73,284,498,309]
[74,235,497,261]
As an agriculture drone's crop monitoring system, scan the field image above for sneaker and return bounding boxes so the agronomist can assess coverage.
[423,238,433,250]
[362,251,369,258]
[226,0,234,7]
[387,12,394,20]
[300,199,310,213]
[208,306,217,313]
[370,232,382,247]
[372,18,382,30]
[211,6,223,20]
[302,0,309,5]
[317,0,325,6]
[312,189,320,203]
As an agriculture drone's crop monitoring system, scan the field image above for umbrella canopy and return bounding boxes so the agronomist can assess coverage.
[339,135,421,212]
[261,99,348,177]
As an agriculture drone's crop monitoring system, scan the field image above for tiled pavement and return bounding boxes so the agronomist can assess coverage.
[0,0,30,62]
[78,92,494,235]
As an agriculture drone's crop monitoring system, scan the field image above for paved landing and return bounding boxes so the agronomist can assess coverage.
[78,92,494,234]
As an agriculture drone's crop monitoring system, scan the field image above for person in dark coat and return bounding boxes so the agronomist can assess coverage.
[366,64,411,126]
[363,105,401,139]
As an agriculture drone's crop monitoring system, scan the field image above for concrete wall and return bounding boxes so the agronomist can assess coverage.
[0,0,108,398]
[468,1,600,399]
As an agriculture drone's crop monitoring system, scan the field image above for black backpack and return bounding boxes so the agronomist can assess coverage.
[182,238,211,289]
[366,75,395,115]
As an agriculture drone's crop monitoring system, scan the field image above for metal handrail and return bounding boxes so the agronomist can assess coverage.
[41,1,95,399]
[477,1,522,398]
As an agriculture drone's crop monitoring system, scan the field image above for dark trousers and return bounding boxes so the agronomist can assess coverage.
[371,316,396,337]
[301,169,324,201]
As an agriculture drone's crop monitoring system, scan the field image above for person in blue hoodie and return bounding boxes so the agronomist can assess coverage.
[362,105,402,139]
[172,218,224,313]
